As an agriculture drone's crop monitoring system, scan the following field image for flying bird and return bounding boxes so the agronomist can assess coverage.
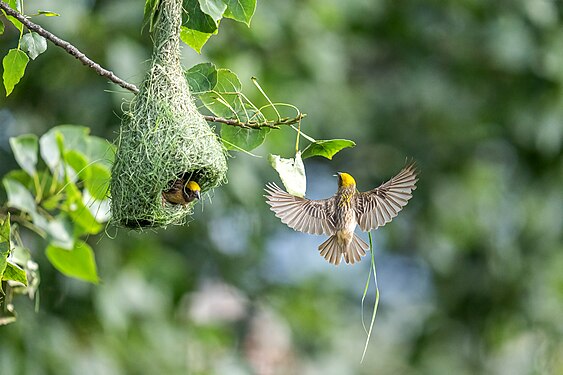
[265,162,418,265]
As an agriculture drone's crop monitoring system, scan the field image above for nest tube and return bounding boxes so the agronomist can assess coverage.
[110,0,227,228]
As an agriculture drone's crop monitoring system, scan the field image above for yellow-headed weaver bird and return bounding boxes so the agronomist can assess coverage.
[265,162,418,265]
[162,179,201,206]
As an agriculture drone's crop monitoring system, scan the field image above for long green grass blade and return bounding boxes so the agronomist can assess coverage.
[361,231,380,363]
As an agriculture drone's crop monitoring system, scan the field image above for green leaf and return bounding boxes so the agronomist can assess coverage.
[39,131,63,173]
[5,178,49,234]
[36,10,60,17]
[46,241,99,283]
[61,184,103,236]
[224,0,256,26]
[41,195,61,211]
[46,215,74,250]
[3,261,27,285]
[215,68,242,92]
[84,163,111,200]
[4,170,33,191]
[200,68,242,117]
[39,125,89,172]
[0,19,5,35]
[199,0,227,22]
[20,32,48,60]
[183,0,218,33]
[2,0,23,33]
[70,203,104,236]
[49,125,90,150]
[3,178,36,214]
[85,136,115,168]
[9,134,38,176]
[62,136,114,173]
[180,26,213,53]
[2,49,29,96]
[269,151,306,197]
[0,214,11,283]
[301,139,356,160]
[186,62,218,94]
[64,150,89,178]
[221,126,269,151]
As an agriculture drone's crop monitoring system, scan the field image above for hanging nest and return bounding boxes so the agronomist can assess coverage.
[110,0,227,229]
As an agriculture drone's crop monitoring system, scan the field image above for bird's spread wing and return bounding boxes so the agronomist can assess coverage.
[264,182,336,235]
[354,162,418,232]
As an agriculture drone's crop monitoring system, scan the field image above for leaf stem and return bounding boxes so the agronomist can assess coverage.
[32,173,42,203]
[251,77,281,121]
[290,125,315,143]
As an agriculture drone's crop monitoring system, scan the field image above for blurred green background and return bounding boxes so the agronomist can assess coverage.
[1,0,562,374]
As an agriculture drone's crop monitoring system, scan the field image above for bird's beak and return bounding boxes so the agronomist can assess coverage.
[195,190,201,200]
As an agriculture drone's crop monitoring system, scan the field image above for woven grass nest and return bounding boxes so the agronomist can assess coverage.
[110,0,227,229]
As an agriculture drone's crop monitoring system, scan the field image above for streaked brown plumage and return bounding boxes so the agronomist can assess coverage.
[162,179,201,206]
[265,162,418,265]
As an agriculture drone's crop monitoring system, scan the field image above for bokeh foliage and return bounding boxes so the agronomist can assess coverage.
[1,0,562,374]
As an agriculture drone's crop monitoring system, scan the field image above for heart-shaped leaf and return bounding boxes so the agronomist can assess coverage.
[221,126,269,151]
[39,125,90,172]
[21,32,47,60]
[2,49,29,96]
[186,62,217,94]
[180,26,214,53]
[3,178,36,214]
[301,139,356,160]
[183,0,218,33]
[224,0,256,26]
[199,0,227,22]
[200,68,242,117]
[46,241,99,284]
[9,134,38,177]
[200,71,241,116]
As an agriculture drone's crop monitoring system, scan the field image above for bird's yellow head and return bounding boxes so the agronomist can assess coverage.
[185,180,201,199]
[337,172,356,188]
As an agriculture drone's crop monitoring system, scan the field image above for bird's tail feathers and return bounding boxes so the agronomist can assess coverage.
[318,234,369,266]
[318,235,341,265]
[345,234,369,264]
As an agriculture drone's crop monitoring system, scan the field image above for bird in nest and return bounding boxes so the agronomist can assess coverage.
[265,162,418,266]
[162,179,201,206]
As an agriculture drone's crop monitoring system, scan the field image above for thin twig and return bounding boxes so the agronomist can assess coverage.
[0,1,304,129]
[204,113,306,129]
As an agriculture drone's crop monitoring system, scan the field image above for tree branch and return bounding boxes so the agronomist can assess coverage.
[0,2,304,129]
[203,113,306,129]
[0,1,140,93]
